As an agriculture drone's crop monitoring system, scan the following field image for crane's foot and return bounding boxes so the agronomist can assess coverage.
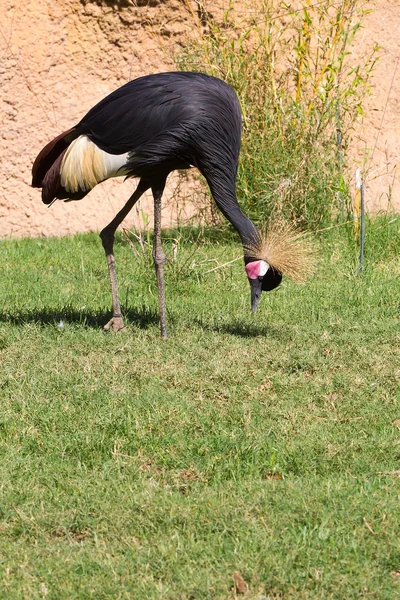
[103,314,126,333]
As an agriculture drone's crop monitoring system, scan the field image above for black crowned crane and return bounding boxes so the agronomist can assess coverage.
[32,72,312,338]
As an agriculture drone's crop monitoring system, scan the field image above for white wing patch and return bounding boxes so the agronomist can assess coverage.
[60,135,130,193]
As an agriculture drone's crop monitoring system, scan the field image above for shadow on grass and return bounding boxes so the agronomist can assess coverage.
[0,306,284,338]
[193,316,286,339]
[0,306,160,330]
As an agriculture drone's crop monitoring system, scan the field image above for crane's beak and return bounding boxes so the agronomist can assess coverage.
[249,278,263,313]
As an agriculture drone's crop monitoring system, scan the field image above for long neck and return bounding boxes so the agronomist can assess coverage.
[205,173,259,250]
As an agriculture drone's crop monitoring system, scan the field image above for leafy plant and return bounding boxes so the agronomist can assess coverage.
[178,0,378,230]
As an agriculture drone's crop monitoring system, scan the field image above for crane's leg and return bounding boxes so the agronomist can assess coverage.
[100,179,150,332]
[152,181,168,339]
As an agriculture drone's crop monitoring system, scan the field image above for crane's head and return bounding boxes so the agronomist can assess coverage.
[245,259,282,312]
[243,218,316,313]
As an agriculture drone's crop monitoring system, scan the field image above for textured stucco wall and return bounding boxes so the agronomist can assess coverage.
[0,0,201,237]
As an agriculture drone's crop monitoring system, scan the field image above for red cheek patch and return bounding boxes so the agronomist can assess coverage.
[245,260,263,279]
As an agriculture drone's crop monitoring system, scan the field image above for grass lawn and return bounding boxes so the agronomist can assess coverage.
[0,218,399,599]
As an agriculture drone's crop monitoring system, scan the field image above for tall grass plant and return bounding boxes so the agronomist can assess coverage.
[178,0,378,230]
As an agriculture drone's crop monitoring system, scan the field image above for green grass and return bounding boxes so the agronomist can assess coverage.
[0,219,399,599]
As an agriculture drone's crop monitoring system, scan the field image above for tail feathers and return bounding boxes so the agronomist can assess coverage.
[33,130,130,205]
[40,148,89,205]
[41,149,65,205]
[32,127,89,205]
[32,127,78,189]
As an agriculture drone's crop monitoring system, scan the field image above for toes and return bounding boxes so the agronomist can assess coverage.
[103,317,126,333]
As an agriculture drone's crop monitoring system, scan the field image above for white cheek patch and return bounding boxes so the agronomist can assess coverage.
[258,260,269,277]
[245,260,269,279]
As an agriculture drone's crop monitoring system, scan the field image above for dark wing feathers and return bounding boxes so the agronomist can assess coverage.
[32,72,243,202]
[78,72,241,160]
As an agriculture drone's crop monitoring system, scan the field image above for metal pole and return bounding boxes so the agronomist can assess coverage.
[336,103,344,218]
[359,180,365,274]
[354,169,361,239]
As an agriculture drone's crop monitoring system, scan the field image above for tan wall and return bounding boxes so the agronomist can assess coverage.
[348,0,400,213]
[0,0,200,237]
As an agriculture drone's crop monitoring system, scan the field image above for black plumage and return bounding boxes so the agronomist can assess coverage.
[32,72,282,336]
